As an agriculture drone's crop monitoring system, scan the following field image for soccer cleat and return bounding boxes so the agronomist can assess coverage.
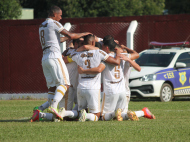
[142,107,156,119]
[47,106,63,121]
[115,108,123,121]
[79,109,87,122]
[31,110,40,122]
[58,107,65,119]
[33,106,40,113]
[127,110,139,121]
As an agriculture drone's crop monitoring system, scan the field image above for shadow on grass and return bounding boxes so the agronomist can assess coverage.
[0,118,50,122]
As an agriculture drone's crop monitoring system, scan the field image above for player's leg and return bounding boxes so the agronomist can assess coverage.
[47,58,70,119]
[101,92,119,121]
[78,89,99,122]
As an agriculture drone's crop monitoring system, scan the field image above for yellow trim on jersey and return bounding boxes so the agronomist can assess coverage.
[174,86,190,90]
[103,55,109,61]
[58,27,64,33]
[57,89,65,96]
[58,58,68,85]
[67,56,74,63]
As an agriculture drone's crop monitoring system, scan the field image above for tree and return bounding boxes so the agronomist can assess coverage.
[0,0,22,20]
[165,0,190,14]
[20,0,165,19]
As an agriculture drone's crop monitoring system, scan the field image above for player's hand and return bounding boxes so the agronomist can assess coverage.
[77,65,84,74]
[114,40,119,44]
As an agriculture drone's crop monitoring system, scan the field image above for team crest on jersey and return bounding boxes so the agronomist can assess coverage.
[179,72,187,85]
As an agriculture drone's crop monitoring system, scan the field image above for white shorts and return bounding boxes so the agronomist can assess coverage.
[101,91,126,115]
[77,88,100,113]
[42,58,70,88]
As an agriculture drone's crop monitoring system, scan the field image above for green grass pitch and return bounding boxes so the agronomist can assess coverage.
[0,99,190,142]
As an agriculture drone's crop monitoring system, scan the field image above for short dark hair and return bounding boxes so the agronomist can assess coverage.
[104,40,117,52]
[95,42,102,49]
[83,34,95,45]
[73,38,81,45]
[103,35,114,45]
[48,6,61,17]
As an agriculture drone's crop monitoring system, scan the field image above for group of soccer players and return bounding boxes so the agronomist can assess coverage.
[30,5,155,122]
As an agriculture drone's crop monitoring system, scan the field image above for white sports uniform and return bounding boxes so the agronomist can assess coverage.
[39,18,70,89]
[122,53,132,112]
[59,48,78,110]
[72,49,109,113]
[101,52,127,115]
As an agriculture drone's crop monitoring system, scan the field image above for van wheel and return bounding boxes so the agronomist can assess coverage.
[160,83,173,102]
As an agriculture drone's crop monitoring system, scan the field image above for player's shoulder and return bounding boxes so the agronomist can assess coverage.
[99,49,107,56]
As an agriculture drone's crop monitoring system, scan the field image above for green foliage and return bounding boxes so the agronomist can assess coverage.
[165,0,190,14]
[0,100,190,141]
[20,0,165,19]
[0,0,22,20]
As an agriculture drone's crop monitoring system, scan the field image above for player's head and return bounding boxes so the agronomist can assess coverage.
[103,35,114,45]
[102,38,117,53]
[115,44,123,53]
[95,42,102,49]
[83,34,95,46]
[48,6,62,21]
[73,37,84,49]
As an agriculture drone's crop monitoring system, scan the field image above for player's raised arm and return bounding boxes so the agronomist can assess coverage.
[60,30,91,40]
[120,45,139,60]
[77,63,105,74]
[76,45,99,52]
[119,54,141,72]
[104,48,121,65]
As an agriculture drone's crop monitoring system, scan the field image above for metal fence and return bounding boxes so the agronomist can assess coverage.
[1,14,190,93]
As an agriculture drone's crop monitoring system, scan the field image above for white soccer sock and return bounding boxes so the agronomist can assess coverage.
[102,112,115,121]
[51,85,67,108]
[39,101,49,111]
[135,111,144,118]
[64,110,78,119]
[121,112,129,120]
[86,113,98,121]
[39,112,54,121]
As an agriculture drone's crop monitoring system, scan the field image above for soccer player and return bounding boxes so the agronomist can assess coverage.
[31,5,91,121]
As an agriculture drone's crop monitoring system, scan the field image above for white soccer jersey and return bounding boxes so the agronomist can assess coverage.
[39,18,64,61]
[65,47,79,88]
[72,49,109,90]
[102,52,126,95]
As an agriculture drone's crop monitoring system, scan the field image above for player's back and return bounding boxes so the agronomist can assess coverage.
[39,18,64,60]
[102,52,126,94]
[72,49,109,90]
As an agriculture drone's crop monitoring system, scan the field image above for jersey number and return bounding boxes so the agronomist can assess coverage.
[85,59,91,69]
[40,30,45,46]
[114,65,120,79]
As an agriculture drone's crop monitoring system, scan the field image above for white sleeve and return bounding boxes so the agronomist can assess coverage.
[53,21,64,33]
[99,50,109,61]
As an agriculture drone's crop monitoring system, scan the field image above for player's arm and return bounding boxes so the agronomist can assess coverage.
[60,29,91,40]
[119,54,141,72]
[60,36,69,43]
[104,48,121,65]
[76,45,99,52]
[120,45,139,60]
[77,63,105,74]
